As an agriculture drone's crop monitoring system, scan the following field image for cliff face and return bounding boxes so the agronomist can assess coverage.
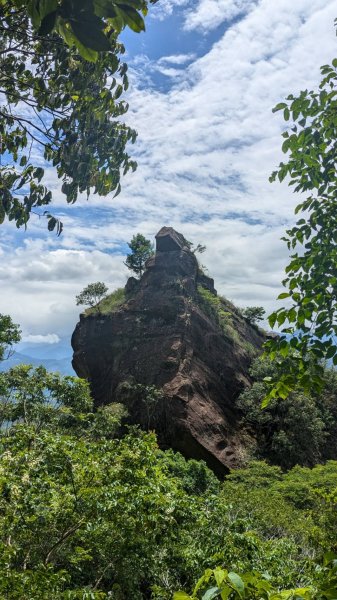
[72,227,265,475]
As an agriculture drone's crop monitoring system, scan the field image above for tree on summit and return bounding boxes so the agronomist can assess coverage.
[76,282,108,309]
[242,306,265,325]
[125,233,154,278]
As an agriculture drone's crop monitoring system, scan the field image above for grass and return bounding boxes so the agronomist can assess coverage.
[84,287,126,316]
[197,285,232,327]
[197,285,247,348]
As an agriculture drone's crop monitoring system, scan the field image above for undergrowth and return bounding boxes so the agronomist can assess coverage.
[197,285,247,348]
[85,287,126,316]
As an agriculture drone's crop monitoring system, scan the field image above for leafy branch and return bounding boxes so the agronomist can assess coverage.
[263,45,337,405]
[0,0,156,232]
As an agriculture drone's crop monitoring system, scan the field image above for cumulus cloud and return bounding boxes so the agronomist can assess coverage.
[150,0,191,20]
[121,0,336,227]
[2,0,337,337]
[0,239,129,336]
[158,53,196,65]
[22,334,61,344]
[184,0,259,32]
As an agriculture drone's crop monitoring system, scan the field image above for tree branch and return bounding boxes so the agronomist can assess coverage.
[44,519,85,565]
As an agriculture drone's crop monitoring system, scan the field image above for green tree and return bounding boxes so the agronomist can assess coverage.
[264,36,337,403]
[242,306,265,325]
[173,567,314,600]
[173,561,337,600]
[1,362,337,598]
[0,313,20,361]
[0,0,156,233]
[185,241,207,254]
[236,357,337,469]
[0,364,192,598]
[124,233,154,278]
[4,1,156,61]
[76,282,108,309]
[192,243,206,254]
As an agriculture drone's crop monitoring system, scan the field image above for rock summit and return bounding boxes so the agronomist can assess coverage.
[72,227,265,475]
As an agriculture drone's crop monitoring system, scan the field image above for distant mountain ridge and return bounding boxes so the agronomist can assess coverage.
[0,337,75,376]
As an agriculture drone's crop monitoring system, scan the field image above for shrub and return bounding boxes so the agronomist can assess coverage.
[84,287,126,316]
[236,357,337,469]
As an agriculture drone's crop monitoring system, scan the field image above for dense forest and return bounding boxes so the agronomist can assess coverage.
[1,298,337,599]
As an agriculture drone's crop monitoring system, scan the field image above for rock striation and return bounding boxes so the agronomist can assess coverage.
[72,227,265,475]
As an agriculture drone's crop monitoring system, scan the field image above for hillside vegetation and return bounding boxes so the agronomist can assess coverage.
[84,288,126,316]
[1,362,337,598]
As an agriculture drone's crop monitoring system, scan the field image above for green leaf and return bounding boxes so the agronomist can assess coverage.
[57,19,98,59]
[114,182,122,197]
[116,4,145,32]
[220,588,232,600]
[27,0,41,27]
[193,571,213,597]
[70,19,111,51]
[214,568,227,587]
[227,573,244,597]
[0,204,5,225]
[278,292,291,299]
[261,392,273,409]
[47,216,57,232]
[326,346,336,360]
[277,312,286,327]
[173,593,193,600]
[34,167,44,182]
[268,312,277,329]
[39,0,58,20]
[114,84,124,99]
[38,9,57,35]
[74,41,99,62]
[202,587,221,600]
[272,102,287,113]
[115,0,144,9]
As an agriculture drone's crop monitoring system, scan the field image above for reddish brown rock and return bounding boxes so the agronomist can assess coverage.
[72,227,265,475]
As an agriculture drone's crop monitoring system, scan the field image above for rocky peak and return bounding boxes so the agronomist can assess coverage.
[155,226,188,252]
[72,227,265,475]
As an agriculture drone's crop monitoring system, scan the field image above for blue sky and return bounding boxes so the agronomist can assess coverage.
[1,0,337,344]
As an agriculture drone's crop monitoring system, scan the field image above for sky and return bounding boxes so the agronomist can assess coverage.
[1,0,337,346]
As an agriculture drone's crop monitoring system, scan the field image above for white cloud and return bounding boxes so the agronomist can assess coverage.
[0,239,129,336]
[149,0,191,20]
[122,0,336,224]
[22,333,60,344]
[2,0,337,338]
[129,53,192,82]
[158,53,196,65]
[184,0,259,32]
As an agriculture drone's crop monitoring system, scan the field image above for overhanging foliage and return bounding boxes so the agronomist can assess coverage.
[0,0,157,233]
[264,38,337,404]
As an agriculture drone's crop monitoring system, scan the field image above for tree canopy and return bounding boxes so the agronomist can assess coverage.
[8,0,157,61]
[242,306,265,325]
[0,0,156,233]
[76,282,109,309]
[264,49,337,404]
[125,233,154,277]
[0,313,20,361]
[1,363,337,597]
